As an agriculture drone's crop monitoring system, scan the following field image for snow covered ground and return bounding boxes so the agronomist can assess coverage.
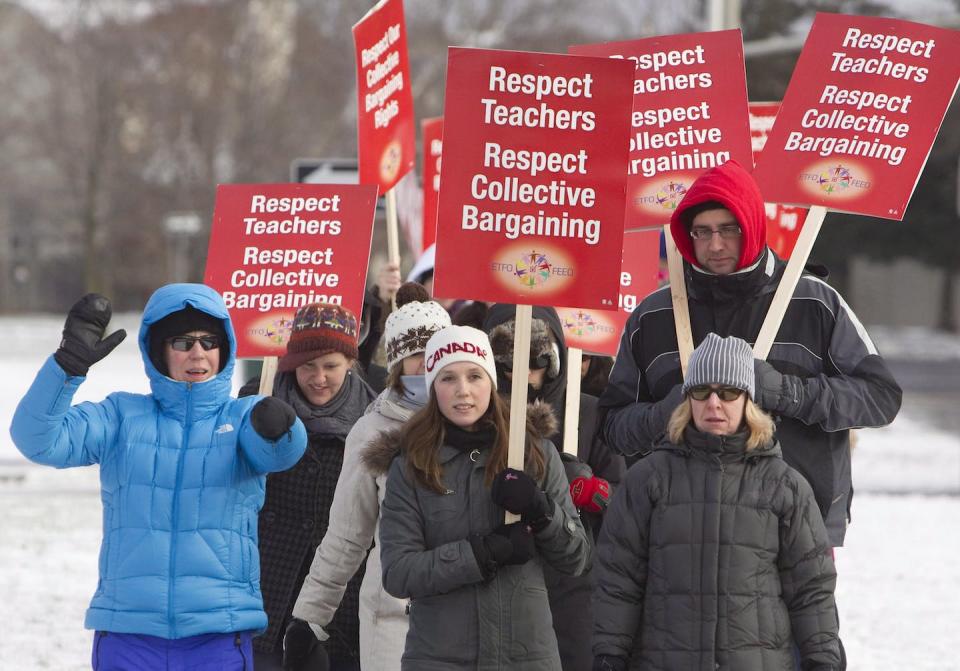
[0,314,958,669]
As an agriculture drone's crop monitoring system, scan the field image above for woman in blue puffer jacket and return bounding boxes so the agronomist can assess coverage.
[9,283,307,670]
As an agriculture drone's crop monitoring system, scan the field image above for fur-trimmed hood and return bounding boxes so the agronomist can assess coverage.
[360,400,558,477]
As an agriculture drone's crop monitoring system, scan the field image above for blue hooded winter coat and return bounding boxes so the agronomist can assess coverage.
[9,283,307,639]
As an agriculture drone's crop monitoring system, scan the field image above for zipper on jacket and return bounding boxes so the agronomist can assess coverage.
[167,383,193,638]
[710,452,724,666]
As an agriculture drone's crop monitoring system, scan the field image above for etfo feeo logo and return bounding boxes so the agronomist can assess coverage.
[562,310,598,337]
[799,161,871,201]
[655,180,688,210]
[634,171,698,218]
[247,313,295,350]
[491,244,575,296]
[379,140,402,184]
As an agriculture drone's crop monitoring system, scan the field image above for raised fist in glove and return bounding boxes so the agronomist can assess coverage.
[54,294,127,377]
[754,359,807,418]
[282,619,329,671]
[469,522,536,579]
[491,468,552,526]
[570,476,611,513]
[251,396,297,441]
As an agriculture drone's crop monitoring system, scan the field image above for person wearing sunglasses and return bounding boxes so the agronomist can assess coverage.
[592,333,842,671]
[9,283,307,670]
[599,159,901,551]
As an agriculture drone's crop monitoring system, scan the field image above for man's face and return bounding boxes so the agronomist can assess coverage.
[690,208,742,275]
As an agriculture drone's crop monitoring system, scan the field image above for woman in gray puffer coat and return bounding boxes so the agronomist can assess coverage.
[379,325,591,670]
[593,334,842,671]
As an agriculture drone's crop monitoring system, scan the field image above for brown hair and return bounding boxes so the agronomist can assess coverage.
[667,396,775,451]
[385,362,404,393]
[399,389,546,493]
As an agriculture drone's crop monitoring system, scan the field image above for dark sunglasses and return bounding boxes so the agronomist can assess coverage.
[167,335,221,352]
[688,385,744,402]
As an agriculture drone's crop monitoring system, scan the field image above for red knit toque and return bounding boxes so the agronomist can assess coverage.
[277,303,360,372]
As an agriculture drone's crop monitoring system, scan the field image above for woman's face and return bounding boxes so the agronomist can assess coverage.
[689,386,746,436]
[433,362,492,429]
[295,351,352,406]
[164,330,221,383]
[401,353,426,376]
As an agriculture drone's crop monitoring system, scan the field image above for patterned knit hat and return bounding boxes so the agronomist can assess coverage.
[278,303,359,372]
[384,282,451,371]
[424,325,498,392]
[682,333,755,399]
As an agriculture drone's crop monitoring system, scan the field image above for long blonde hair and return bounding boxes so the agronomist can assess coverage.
[398,388,546,493]
[667,396,775,451]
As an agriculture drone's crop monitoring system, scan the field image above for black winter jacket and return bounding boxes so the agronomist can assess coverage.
[599,249,902,545]
[239,379,364,661]
[593,427,842,671]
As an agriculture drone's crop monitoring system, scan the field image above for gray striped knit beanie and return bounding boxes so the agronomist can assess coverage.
[681,333,755,399]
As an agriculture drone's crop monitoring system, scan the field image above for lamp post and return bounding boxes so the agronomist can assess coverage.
[164,212,202,283]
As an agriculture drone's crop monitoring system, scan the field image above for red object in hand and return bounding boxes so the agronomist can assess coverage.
[570,476,610,513]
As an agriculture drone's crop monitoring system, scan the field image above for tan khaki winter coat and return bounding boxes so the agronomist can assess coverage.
[292,388,415,670]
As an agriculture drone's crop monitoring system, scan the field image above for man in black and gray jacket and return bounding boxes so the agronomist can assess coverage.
[598,159,901,547]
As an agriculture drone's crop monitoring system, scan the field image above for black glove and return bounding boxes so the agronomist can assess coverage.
[491,468,552,525]
[251,397,297,441]
[754,359,807,418]
[593,655,627,671]
[54,294,127,377]
[469,522,536,579]
[282,619,329,671]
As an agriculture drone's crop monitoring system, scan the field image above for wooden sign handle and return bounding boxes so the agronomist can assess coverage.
[258,356,278,396]
[506,304,533,524]
[385,188,401,311]
[753,206,827,360]
[562,347,582,456]
[664,223,694,376]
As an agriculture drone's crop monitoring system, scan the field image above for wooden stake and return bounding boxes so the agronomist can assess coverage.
[753,206,827,360]
[562,347,582,456]
[384,189,401,311]
[664,223,694,376]
[506,304,532,524]
[258,356,278,396]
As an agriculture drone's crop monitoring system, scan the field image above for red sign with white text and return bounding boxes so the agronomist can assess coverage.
[433,47,634,309]
[556,229,660,355]
[204,184,378,358]
[754,13,960,219]
[353,0,415,193]
[571,30,752,231]
[750,102,807,258]
[421,117,443,252]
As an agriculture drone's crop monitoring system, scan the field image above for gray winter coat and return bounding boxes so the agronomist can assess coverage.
[593,427,841,671]
[378,405,591,670]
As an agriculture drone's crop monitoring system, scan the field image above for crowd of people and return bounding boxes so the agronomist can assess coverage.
[9,161,900,670]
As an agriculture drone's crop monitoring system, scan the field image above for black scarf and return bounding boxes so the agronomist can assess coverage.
[273,367,375,440]
[443,420,497,454]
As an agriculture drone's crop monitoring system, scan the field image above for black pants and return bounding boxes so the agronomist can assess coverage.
[253,649,359,671]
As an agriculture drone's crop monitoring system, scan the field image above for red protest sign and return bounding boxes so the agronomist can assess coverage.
[750,102,807,259]
[353,0,415,193]
[556,229,660,355]
[754,13,960,220]
[421,117,443,252]
[433,47,634,309]
[571,30,752,231]
[204,184,378,358]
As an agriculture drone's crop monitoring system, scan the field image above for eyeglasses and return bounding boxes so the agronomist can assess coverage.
[167,335,221,352]
[690,225,742,240]
[688,385,744,402]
